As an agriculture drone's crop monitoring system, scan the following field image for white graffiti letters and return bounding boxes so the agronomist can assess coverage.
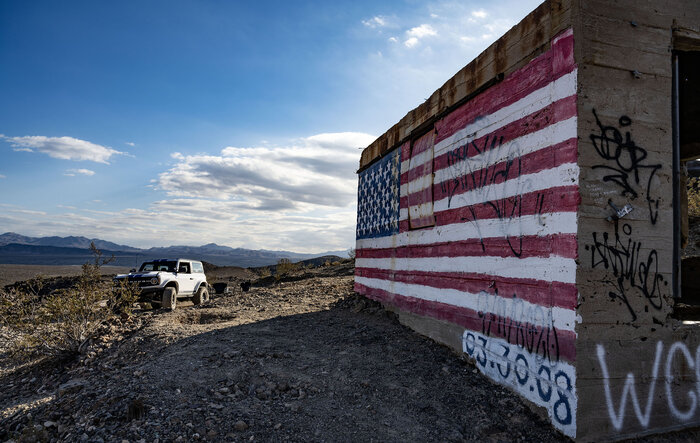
[597,341,700,430]
[665,342,698,421]
[596,342,661,430]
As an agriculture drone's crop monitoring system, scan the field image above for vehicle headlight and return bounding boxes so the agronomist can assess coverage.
[151,277,160,285]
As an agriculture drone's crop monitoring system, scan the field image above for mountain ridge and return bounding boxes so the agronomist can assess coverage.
[0,232,349,268]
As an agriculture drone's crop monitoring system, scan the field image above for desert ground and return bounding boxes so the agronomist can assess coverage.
[0,265,132,288]
[1,264,699,442]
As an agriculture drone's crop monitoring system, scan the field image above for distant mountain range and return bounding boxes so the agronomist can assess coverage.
[0,232,349,268]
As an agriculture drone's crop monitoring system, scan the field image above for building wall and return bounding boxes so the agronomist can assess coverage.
[355,3,581,435]
[575,0,700,440]
[355,0,700,440]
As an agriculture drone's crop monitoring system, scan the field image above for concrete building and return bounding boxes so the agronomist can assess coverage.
[354,0,700,440]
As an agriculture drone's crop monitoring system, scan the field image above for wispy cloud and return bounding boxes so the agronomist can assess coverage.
[404,24,437,48]
[1,199,360,253]
[471,9,488,20]
[353,1,541,128]
[125,142,135,147]
[158,132,375,211]
[0,174,5,179]
[0,131,376,252]
[1,135,124,163]
[64,168,95,177]
[362,16,388,28]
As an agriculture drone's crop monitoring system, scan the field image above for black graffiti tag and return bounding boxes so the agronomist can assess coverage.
[585,222,665,322]
[589,109,662,224]
[477,290,561,364]
[442,135,542,257]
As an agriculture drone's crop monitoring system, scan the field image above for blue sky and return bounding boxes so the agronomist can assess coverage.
[0,0,541,252]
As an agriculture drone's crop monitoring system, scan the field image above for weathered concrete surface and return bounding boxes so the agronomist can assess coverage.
[355,0,700,441]
[575,0,700,440]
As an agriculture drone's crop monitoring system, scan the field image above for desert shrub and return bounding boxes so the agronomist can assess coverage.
[257,267,272,278]
[0,243,138,358]
[348,248,356,260]
[276,258,298,277]
[689,177,700,217]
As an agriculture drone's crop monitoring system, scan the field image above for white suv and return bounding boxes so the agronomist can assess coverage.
[114,258,209,310]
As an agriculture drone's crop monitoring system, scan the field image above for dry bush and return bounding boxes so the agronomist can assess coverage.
[689,177,700,217]
[348,248,356,260]
[0,243,137,358]
[276,258,298,277]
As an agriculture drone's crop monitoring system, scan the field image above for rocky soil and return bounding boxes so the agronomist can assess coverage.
[1,267,698,442]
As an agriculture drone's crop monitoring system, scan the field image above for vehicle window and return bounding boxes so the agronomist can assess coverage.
[140,261,176,272]
[178,262,191,273]
[192,262,204,273]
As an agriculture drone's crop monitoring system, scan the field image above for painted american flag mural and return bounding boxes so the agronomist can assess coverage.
[355,29,579,437]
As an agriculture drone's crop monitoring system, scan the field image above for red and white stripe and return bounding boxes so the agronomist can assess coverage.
[355,29,579,364]
[405,131,436,229]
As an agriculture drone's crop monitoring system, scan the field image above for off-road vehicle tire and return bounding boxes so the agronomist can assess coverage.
[193,286,209,305]
[162,287,177,310]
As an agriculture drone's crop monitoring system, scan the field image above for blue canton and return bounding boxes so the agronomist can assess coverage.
[356,148,400,239]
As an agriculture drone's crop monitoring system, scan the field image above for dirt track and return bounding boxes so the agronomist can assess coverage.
[1,270,698,442]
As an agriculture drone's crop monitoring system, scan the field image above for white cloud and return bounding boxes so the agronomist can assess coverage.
[2,135,123,163]
[0,196,361,253]
[362,16,387,28]
[0,174,5,179]
[0,131,369,252]
[406,24,437,39]
[404,24,437,48]
[64,168,95,177]
[404,37,419,48]
[158,132,374,212]
[125,142,135,146]
[471,9,488,19]
[349,1,541,129]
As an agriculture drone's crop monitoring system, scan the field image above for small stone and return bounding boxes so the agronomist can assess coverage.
[58,379,87,397]
[234,420,249,431]
[207,430,218,437]
[44,421,57,428]
[274,423,282,430]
